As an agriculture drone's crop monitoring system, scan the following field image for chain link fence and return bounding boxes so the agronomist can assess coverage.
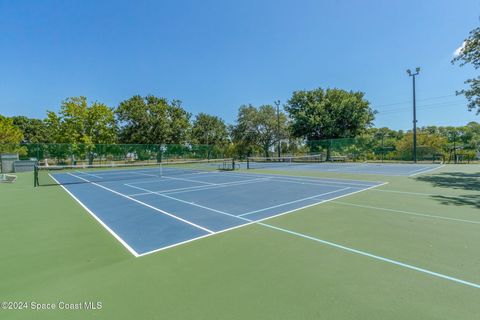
[0,143,229,167]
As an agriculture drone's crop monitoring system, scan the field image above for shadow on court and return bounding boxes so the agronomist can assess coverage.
[431,194,480,209]
[415,171,480,191]
[415,171,480,209]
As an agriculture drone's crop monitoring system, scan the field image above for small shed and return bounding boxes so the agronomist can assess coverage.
[0,153,19,173]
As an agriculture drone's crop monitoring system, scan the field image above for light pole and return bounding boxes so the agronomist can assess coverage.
[274,100,281,158]
[407,67,420,163]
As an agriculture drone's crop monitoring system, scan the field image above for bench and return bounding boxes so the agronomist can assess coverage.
[330,156,347,162]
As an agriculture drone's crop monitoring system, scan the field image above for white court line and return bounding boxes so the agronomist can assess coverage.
[409,164,445,177]
[136,232,220,257]
[162,178,273,196]
[125,177,271,197]
[268,178,366,189]
[127,171,159,178]
[407,166,437,175]
[322,164,365,172]
[48,174,140,257]
[332,201,480,225]
[258,222,480,289]
[372,189,438,196]
[75,170,104,179]
[238,187,351,217]
[67,173,214,234]
[161,175,216,185]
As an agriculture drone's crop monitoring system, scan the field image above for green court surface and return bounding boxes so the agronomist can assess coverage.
[1,165,479,319]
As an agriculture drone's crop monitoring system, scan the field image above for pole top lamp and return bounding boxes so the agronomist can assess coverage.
[407,67,420,163]
[406,67,420,76]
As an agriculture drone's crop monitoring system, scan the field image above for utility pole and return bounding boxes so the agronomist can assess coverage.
[407,67,420,163]
[381,133,385,163]
[274,100,281,158]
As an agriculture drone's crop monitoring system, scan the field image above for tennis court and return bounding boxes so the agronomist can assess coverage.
[43,163,384,256]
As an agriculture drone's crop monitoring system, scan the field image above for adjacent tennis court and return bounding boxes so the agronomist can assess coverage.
[245,155,444,176]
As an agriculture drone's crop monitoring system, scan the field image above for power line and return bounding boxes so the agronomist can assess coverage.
[378,100,467,114]
[377,103,469,116]
[373,93,459,108]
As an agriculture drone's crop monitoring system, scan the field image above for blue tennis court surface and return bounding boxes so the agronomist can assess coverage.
[52,169,385,256]
[245,161,444,176]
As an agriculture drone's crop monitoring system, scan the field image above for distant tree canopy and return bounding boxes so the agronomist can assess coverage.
[230,104,288,157]
[10,116,50,143]
[116,95,190,145]
[191,113,228,146]
[452,25,480,114]
[395,132,447,161]
[367,127,404,140]
[45,96,116,145]
[285,88,376,141]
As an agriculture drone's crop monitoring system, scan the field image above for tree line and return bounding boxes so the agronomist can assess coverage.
[0,88,378,158]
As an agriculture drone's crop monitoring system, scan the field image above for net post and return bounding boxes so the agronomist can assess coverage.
[33,164,38,187]
[232,158,235,170]
[247,158,250,170]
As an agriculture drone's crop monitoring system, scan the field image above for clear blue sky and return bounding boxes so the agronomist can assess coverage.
[0,0,478,130]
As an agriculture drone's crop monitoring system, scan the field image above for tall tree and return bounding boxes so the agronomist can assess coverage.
[231,104,288,157]
[167,100,191,144]
[45,96,116,144]
[191,113,228,146]
[285,88,375,141]
[452,25,480,114]
[116,95,190,145]
[464,121,480,151]
[0,115,23,145]
[43,97,116,164]
[0,115,25,154]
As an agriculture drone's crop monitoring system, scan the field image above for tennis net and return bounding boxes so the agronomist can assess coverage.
[34,158,235,186]
[246,154,324,169]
